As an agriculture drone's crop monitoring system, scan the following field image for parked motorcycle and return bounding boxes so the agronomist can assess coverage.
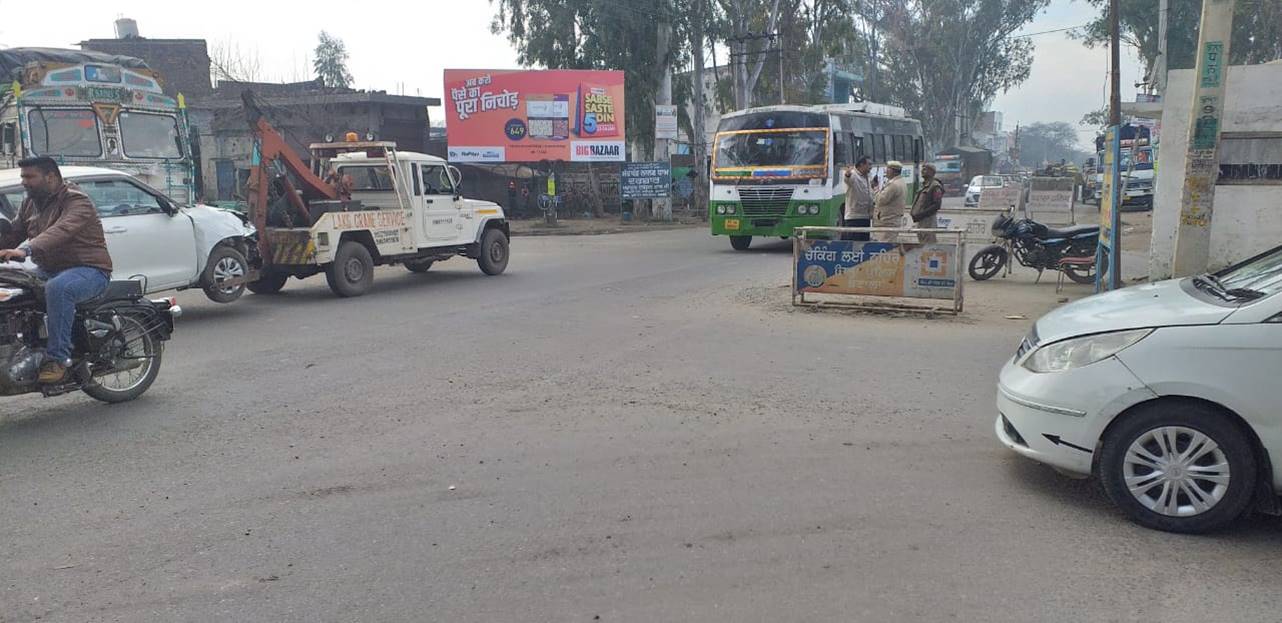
[968,213,1099,284]
[0,259,180,404]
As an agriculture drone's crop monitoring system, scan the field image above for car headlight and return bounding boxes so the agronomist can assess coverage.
[1023,329,1152,373]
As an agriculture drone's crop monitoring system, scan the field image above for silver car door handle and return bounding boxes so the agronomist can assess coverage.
[104,227,128,234]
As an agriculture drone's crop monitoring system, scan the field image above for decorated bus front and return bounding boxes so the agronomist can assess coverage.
[1,50,194,204]
[709,110,839,247]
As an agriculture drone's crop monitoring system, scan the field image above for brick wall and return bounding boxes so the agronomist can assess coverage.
[79,39,213,100]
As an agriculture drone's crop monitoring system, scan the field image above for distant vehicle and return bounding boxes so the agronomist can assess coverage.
[997,243,1282,533]
[0,48,196,204]
[933,155,965,195]
[1090,125,1156,210]
[708,102,924,251]
[0,167,256,303]
[964,175,1005,207]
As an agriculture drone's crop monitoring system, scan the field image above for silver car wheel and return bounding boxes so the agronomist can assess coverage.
[212,256,246,294]
[1124,426,1231,517]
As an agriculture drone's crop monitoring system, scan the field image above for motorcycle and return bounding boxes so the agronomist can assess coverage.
[0,255,180,403]
[968,213,1100,284]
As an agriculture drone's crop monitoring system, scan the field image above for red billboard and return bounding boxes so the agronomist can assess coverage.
[444,69,626,163]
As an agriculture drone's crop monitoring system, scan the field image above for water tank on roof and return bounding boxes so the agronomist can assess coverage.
[115,18,140,39]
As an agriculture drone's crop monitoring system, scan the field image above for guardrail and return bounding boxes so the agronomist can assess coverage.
[792,227,966,315]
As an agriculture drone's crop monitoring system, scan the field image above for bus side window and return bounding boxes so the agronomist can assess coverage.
[853,136,865,159]
[834,133,850,167]
[871,134,884,163]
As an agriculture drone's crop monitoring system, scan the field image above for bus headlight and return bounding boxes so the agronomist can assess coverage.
[798,204,820,215]
[715,205,725,215]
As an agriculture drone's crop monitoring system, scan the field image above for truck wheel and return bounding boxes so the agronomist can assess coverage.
[327,241,375,297]
[730,235,752,251]
[405,259,434,273]
[247,271,289,295]
[478,228,509,276]
[202,245,249,303]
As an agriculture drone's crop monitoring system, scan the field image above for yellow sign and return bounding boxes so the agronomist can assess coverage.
[725,219,740,231]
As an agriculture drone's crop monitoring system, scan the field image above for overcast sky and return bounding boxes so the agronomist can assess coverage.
[0,0,1139,147]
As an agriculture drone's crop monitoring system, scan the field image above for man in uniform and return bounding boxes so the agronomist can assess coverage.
[871,161,908,242]
[911,163,945,243]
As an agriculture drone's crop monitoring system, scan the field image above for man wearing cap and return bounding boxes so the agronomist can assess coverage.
[911,163,945,243]
[872,161,907,242]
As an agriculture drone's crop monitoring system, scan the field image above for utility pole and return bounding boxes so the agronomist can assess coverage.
[1155,0,1170,94]
[1096,0,1125,291]
[1171,0,1236,276]
[777,33,785,105]
[654,14,674,222]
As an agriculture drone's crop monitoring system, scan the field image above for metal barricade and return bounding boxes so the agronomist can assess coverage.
[792,227,965,315]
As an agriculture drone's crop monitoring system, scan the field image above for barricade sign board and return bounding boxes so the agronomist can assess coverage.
[792,227,965,314]
[979,185,1022,211]
[1027,176,1075,225]
[620,161,672,199]
[936,207,1006,243]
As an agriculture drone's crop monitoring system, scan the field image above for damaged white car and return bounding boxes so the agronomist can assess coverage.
[0,166,257,303]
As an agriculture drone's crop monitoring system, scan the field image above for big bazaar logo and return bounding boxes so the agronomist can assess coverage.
[575,143,621,157]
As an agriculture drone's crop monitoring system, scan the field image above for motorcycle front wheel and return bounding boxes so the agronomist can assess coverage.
[83,313,163,404]
[968,246,1008,281]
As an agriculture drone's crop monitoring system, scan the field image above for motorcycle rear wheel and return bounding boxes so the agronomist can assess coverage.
[1063,261,1097,284]
[968,246,1008,281]
[82,314,163,404]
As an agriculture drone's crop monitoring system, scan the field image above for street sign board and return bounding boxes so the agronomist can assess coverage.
[620,161,672,199]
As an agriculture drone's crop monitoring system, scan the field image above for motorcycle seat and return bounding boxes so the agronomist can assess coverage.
[1043,224,1099,239]
[77,280,143,309]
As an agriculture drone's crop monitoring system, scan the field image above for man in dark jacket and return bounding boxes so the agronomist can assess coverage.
[0,157,113,383]
[911,163,946,243]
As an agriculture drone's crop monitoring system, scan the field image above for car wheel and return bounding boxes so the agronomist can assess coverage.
[1098,401,1256,533]
[326,241,375,297]
[478,228,509,276]
[729,235,752,251]
[967,245,1007,281]
[247,271,289,295]
[405,259,434,273]
[202,245,249,303]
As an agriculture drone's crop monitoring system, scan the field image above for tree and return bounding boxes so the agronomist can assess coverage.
[1017,122,1086,168]
[313,31,353,89]
[210,40,265,84]
[717,0,784,109]
[1075,0,1282,87]
[877,0,1048,151]
[1080,107,1109,134]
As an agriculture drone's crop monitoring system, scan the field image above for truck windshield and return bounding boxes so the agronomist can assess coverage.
[119,112,182,159]
[715,130,827,168]
[340,165,395,191]
[27,109,102,157]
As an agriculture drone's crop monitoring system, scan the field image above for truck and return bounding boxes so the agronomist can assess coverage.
[1090,124,1156,210]
[240,93,510,297]
[0,48,195,204]
[934,146,994,195]
[932,154,965,195]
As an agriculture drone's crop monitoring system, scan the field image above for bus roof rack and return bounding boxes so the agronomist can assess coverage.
[817,102,907,118]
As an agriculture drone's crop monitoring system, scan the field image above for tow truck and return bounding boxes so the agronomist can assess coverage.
[240,92,510,297]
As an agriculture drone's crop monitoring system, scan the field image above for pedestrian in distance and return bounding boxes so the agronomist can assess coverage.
[911,163,945,243]
[842,156,874,241]
[871,161,907,242]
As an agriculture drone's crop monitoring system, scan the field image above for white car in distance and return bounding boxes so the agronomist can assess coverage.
[997,245,1282,533]
[0,167,256,303]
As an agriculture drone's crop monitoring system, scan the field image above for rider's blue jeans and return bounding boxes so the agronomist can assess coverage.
[38,267,110,364]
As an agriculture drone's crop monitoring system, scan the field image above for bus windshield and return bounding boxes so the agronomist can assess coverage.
[27,109,102,157]
[119,112,182,159]
[715,130,827,169]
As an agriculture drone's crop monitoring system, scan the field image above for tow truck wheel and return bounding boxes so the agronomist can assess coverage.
[478,228,509,276]
[247,271,289,295]
[327,241,375,297]
[405,259,434,273]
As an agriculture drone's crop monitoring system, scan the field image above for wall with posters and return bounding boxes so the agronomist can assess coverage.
[444,69,626,163]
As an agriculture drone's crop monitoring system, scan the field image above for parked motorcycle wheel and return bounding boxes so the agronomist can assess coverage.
[82,314,163,404]
[1064,261,1097,284]
[968,246,1008,281]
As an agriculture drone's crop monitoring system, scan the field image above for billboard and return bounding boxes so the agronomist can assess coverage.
[444,69,626,163]
[795,239,960,301]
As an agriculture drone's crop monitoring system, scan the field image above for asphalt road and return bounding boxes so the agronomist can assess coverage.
[2,228,1280,622]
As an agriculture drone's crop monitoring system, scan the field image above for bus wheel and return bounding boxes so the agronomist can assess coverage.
[730,235,752,251]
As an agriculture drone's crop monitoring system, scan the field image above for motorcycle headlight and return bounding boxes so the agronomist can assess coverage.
[1023,329,1152,373]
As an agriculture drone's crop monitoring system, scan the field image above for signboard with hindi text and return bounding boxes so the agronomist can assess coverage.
[793,230,965,313]
[620,162,672,199]
[444,69,626,163]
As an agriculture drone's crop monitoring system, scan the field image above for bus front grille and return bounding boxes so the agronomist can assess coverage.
[738,186,794,217]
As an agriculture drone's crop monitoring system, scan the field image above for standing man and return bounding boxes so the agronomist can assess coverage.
[871,161,908,242]
[911,163,945,243]
[842,156,874,241]
[0,157,112,383]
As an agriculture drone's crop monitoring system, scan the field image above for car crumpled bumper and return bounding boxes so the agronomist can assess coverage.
[995,355,1157,476]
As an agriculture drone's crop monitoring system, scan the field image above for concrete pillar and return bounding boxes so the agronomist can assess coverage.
[1171,0,1236,277]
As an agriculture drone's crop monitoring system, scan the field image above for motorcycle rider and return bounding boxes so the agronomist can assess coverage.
[0,157,113,383]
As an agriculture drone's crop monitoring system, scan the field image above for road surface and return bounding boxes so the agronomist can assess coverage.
[2,228,1278,622]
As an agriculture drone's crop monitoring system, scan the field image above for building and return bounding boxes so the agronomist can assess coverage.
[1146,62,1282,278]
[78,21,213,99]
[195,80,439,202]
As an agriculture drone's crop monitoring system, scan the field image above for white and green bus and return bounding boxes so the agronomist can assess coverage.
[709,103,923,250]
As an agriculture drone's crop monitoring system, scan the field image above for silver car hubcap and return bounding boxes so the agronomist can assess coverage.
[213,257,245,294]
[1124,426,1230,517]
